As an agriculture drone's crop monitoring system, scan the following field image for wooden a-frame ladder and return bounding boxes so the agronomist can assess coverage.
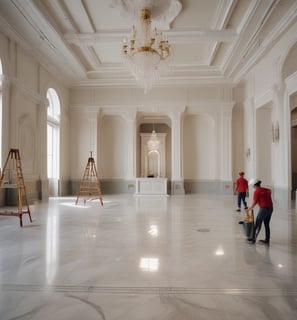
[75,152,103,206]
[0,148,32,227]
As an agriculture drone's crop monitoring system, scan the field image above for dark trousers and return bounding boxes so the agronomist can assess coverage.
[253,207,273,241]
[237,192,247,209]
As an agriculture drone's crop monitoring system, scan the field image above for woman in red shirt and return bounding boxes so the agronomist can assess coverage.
[247,179,273,244]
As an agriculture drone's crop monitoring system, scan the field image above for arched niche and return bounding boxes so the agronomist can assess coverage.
[140,132,167,178]
[138,118,171,178]
[148,150,160,177]
[136,118,170,195]
[281,40,297,208]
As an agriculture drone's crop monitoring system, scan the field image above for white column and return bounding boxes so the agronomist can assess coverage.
[97,110,103,172]
[171,110,185,194]
[220,107,233,181]
[125,111,137,179]
[88,110,98,159]
[1,76,11,165]
[8,80,19,149]
[272,83,291,209]
[37,99,49,200]
[284,72,297,199]
[272,84,286,187]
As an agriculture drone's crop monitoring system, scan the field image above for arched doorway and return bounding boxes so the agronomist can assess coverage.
[291,98,297,203]
[282,42,297,208]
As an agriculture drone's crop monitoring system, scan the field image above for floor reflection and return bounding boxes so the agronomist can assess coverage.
[1,194,297,320]
[46,211,59,284]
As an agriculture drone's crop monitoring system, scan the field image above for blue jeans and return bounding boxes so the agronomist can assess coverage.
[253,207,273,241]
[237,192,247,209]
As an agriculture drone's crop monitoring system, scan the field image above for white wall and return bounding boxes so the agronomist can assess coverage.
[70,110,94,180]
[183,114,215,179]
[255,106,272,186]
[99,115,129,179]
[233,19,297,208]
[0,30,70,200]
[69,86,234,192]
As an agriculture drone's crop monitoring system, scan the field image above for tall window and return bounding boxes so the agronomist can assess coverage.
[0,59,3,168]
[47,88,60,179]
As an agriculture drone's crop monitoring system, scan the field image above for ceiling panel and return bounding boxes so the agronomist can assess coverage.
[0,0,295,88]
[92,43,123,64]
[170,43,215,65]
[172,0,222,28]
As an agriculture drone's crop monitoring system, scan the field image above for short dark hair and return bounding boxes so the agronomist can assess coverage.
[254,180,261,187]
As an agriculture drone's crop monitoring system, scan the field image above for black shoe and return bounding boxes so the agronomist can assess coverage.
[244,207,248,210]
[259,240,269,245]
[236,209,241,212]
[247,238,255,243]
[238,221,244,224]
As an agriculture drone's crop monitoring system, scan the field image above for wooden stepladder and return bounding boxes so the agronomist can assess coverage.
[75,152,103,206]
[0,149,32,227]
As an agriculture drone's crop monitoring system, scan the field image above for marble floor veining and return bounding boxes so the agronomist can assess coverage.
[0,194,297,319]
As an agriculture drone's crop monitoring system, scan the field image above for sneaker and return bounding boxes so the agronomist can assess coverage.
[259,240,269,245]
[247,238,255,243]
[238,221,244,224]
[236,209,241,212]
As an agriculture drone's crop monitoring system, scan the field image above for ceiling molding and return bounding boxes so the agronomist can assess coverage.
[233,1,297,83]
[64,28,238,46]
[0,0,294,91]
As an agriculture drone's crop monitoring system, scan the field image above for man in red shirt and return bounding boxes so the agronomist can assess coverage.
[234,171,249,212]
[247,179,273,244]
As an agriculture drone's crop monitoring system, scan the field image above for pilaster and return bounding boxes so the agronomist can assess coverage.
[170,109,185,194]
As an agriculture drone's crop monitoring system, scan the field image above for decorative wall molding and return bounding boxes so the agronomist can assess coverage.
[285,70,297,96]
[186,101,234,114]
[8,76,48,106]
[232,2,297,83]
[254,88,273,109]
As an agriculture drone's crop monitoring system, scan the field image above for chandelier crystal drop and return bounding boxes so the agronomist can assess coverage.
[122,8,170,93]
[147,127,160,150]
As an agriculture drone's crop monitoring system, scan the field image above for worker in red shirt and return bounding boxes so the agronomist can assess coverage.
[234,171,249,212]
[247,179,273,244]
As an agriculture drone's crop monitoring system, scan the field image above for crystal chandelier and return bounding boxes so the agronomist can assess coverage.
[122,8,170,93]
[147,124,160,150]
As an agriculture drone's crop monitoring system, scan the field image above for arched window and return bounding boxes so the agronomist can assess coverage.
[47,88,60,180]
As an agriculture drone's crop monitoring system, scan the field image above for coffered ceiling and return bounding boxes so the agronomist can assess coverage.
[0,0,296,89]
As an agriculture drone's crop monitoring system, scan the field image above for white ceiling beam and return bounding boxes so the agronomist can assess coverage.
[79,46,102,68]
[64,28,238,46]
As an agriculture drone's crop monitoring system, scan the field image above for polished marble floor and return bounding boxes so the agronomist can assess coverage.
[0,194,297,320]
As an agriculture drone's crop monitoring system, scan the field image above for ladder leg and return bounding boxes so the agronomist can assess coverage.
[0,149,32,227]
[16,152,32,225]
